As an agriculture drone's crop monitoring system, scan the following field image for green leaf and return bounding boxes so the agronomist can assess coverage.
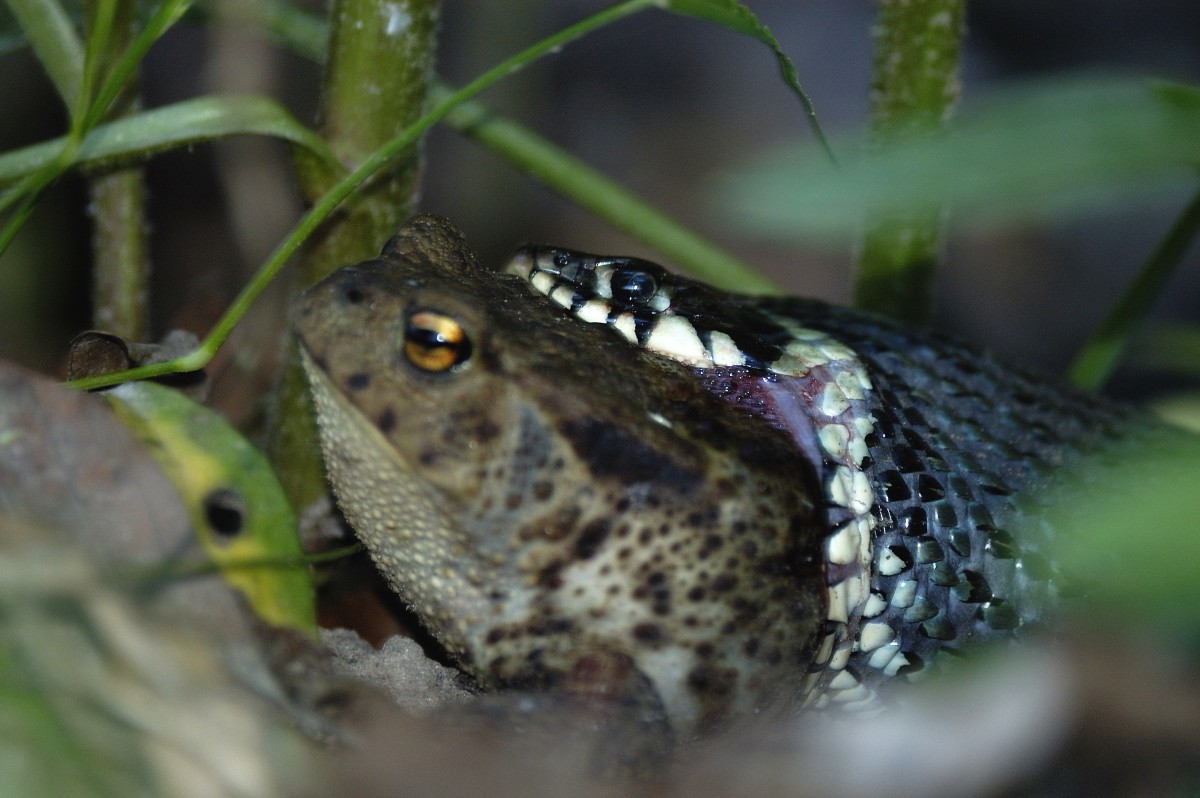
[716,76,1200,241]
[105,381,317,635]
[1138,324,1200,378]
[1068,188,1200,390]
[0,94,341,186]
[659,0,832,160]
[1049,435,1200,632]
[4,0,83,107]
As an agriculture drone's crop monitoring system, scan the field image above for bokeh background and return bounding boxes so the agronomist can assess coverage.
[1,0,1198,407]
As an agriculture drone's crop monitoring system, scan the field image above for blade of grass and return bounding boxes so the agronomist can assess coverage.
[435,84,777,294]
[1067,186,1200,390]
[660,0,834,162]
[75,0,118,131]
[4,0,82,108]
[79,0,191,133]
[0,95,341,186]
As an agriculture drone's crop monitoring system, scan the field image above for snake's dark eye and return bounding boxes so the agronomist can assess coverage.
[609,267,657,307]
[403,310,473,372]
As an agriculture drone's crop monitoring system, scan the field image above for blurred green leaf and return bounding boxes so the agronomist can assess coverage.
[716,77,1200,241]
[1050,435,1200,632]
[0,94,340,187]
[1137,323,1200,378]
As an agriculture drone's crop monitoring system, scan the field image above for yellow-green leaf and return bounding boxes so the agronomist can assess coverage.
[105,381,316,635]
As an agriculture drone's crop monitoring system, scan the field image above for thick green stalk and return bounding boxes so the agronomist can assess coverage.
[296,0,438,280]
[269,0,439,514]
[87,0,150,340]
[854,0,964,323]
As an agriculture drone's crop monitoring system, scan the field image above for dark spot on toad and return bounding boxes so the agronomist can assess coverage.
[699,534,724,557]
[712,574,738,593]
[377,407,397,433]
[574,518,611,560]
[537,561,564,589]
[633,623,664,644]
[346,372,370,391]
[532,617,575,636]
[687,665,737,698]
[474,419,500,444]
[557,417,702,490]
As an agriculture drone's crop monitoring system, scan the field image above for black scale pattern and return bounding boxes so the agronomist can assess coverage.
[756,298,1142,688]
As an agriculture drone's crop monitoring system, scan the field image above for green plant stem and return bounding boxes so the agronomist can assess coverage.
[87,0,150,340]
[436,85,777,294]
[854,0,964,323]
[269,0,440,514]
[295,0,438,278]
[1068,186,1200,390]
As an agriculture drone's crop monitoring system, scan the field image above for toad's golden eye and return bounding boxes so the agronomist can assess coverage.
[403,310,473,372]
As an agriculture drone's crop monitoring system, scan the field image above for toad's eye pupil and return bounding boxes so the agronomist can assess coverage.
[610,267,657,306]
[403,311,472,372]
